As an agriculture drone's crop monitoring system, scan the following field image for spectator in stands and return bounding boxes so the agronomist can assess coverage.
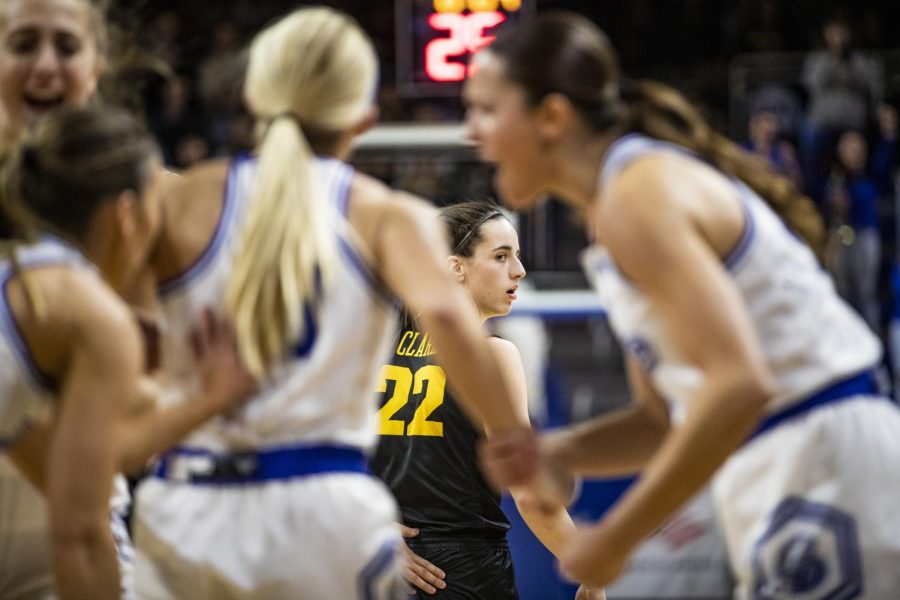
[871,103,898,205]
[801,14,883,202]
[149,10,186,73]
[733,0,789,53]
[197,20,244,109]
[743,110,803,190]
[197,20,248,156]
[149,75,209,167]
[825,131,882,331]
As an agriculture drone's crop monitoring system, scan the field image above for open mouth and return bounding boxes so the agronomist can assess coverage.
[24,94,65,115]
[506,286,518,300]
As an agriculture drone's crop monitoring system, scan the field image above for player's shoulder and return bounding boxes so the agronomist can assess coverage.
[161,158,231,226]
[348,171,436,217]
[5,266,136,374]
[346,171,439,250]
[46,267,134,339]
[486,335,523,366]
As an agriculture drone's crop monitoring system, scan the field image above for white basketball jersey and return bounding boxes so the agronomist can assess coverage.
[156,155,398,451]
[0,237,93,448]
[581,134,881,423]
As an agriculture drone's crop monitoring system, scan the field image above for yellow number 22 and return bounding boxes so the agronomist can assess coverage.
[376,365,446,437]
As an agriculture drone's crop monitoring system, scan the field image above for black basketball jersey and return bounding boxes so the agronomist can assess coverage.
[369,315,510,538]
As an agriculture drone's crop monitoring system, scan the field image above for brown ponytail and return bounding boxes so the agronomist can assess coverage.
[620,80,826,259]
[488,11,826,260]
[0,106,157,314]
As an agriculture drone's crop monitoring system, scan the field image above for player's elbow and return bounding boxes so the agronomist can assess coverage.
[719,362,776,417]
[415,299,471,336]
[118,450,148,478]
[509,485,562,517]
[743,368,776,409]
[48,509,110,550]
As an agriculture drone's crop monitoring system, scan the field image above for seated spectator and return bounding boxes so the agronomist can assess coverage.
[148,74,210,166]
[747,84,803,141]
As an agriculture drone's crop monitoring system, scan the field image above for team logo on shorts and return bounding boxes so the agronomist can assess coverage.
[751,496,862,600]
[358,538,406,600]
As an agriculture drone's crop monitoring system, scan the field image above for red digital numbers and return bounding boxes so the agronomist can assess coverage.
[424,11,506,82]
[396,0,528,94]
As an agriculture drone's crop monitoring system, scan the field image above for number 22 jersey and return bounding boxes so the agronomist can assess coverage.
[369,315,509,538]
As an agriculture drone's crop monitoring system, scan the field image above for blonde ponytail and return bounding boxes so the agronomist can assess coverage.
[225,7,378,378]
[225,117,336,378]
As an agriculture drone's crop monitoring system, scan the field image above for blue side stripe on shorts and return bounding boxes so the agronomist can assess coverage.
[746,370,880,444]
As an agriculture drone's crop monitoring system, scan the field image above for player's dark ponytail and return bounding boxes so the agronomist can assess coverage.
[488,10,826,260]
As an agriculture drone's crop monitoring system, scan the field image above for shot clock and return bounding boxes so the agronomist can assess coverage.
[396,0,533,96]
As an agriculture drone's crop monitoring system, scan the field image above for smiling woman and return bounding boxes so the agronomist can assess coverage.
[0,0,105,149]
[0,3,244,600]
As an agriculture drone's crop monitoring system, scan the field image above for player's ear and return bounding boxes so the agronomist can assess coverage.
[351,106,379,137]
[112,189,140,238]
[447,255,466,283]
[535,92,577,144]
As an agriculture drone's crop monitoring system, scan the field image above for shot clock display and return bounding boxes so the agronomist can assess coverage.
[396,0,533,96]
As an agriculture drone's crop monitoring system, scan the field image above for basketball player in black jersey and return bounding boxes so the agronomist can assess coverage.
[370,201,603,599]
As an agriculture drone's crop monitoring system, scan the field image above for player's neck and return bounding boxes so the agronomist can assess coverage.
[543,131,615,211]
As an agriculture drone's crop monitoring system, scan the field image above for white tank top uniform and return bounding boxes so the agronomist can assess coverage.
[582,134,900,600]
[133,156,406,600]
[0,238,135,600]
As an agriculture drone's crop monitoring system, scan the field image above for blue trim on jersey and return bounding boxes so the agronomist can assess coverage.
[313,154,352,217]
[334,160,353,218]
[598,133,648,185]
[157,155,246,296]
[746,370,881,444]
[0,271,56,391]
[602,134,762,272]
[339,237,398,309]
[327,159,399,308]
[723,198,756,271]
[152,443,368,484]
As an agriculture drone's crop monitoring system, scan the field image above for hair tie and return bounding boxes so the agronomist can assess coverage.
[275,112,302,127]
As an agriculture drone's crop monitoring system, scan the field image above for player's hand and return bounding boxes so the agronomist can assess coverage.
[191,308,257,414]
[539,429,583,506]
[480,429,579,510]
[479,428,539,491]
[559,524,628,589]
[398,524,446,595]
[574,584,607,600]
